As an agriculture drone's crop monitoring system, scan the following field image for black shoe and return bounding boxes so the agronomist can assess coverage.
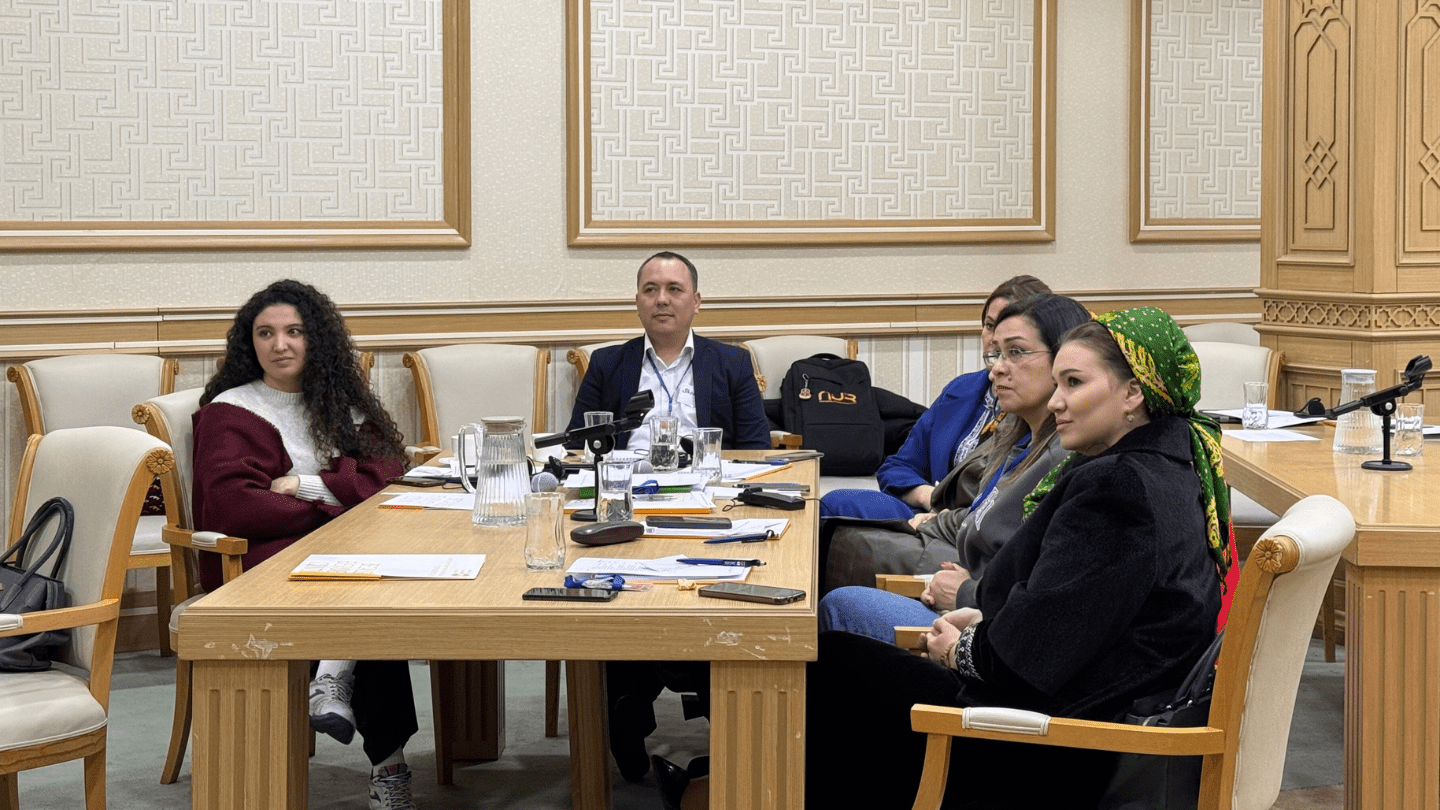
[609,696,653,782]
[652,755,689,810]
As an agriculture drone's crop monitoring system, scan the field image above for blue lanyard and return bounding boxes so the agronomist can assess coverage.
[647,352,694,415]
[972,435,1031,507]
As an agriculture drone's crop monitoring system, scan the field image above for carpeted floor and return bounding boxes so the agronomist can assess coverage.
[14,640,1345,808]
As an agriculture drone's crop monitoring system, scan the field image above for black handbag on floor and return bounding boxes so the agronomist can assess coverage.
[1099,630,1225,810]
[0,497,75,672]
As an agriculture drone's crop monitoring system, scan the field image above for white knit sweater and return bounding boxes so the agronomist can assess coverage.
[213,379,342,506]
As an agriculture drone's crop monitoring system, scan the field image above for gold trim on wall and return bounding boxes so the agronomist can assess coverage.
[1129,0,1262,243]
[0,0,470,252]
[565,0,1056,247]
[0,288,1258,360]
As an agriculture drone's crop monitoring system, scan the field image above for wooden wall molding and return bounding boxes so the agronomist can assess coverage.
[0,288,1260,361]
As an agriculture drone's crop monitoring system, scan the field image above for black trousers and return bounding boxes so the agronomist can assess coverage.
[806,631,1113,810]
[311,660,419,766]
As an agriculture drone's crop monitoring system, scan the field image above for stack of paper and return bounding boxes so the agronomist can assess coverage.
[566,555,751,582]
[562,470,706,491]
[719,460,790,483]
[382,492,476,510]
[564,490,716,514]
[290,554,486,580]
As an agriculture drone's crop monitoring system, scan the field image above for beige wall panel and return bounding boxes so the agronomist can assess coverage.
[1403,3,1440,257]
[1282,1,1351,260]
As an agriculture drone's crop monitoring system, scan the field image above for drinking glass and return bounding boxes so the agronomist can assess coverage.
[1333,369,1381,454]
[648,415,681,473]
[694,427,723,486]
[597,458,635,522]
[524,492,566,570]
[1395,402,1425,457]
[583,411,612,463]
[1242,382,1269,430]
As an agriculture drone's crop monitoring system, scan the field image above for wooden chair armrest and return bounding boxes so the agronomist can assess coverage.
[0,599,121,637]
[163,526,249,556]
[894,626,930,653]
[876,574,927,598]
[407,445,442,466]
[909,704,1226,757]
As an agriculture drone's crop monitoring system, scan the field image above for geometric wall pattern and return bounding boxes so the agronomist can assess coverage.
[1146,0,1262,221]
[0,0,444,222]
[575,0,1051,243]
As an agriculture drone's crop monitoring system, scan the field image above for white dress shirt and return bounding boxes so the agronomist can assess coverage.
[628,332,697,454]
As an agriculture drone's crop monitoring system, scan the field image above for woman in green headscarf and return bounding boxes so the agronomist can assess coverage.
[807,307,1226,810]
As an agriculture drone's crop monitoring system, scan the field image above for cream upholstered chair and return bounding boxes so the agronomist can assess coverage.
[566,340,626,383]
[740,335,858,399]
[403,344,551,449]
[905,494,1354,810]
[133,389,251,784]
[7,355,180,656]
[0,427,173,809]
[403,343,564,776]
[1183,321,1262,347]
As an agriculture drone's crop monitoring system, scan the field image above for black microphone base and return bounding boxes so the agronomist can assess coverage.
[1361,459,1412,472]
[571,509,597,522]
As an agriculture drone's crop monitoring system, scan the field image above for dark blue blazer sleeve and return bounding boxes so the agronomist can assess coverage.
[693,337,770,449]
[564,339,643,449]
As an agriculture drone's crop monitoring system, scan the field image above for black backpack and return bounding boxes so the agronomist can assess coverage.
[779,354,885,476]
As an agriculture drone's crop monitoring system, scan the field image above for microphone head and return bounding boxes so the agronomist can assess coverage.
[530,471,560,492]
[633,459,655,475]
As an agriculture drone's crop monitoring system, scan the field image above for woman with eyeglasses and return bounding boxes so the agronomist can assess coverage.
[806,308,1230,810]
[819,275,1052,523]
[821,294,1088,627]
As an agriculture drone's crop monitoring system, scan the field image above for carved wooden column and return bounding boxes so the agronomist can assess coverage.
[1264,8,1440,810]
[1262,1,1440,408]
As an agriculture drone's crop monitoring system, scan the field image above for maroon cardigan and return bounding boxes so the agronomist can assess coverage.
[191,402,404,590]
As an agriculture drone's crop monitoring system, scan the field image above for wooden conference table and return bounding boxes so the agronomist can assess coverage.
[178,454,819,810]
[1221,425,1435,810]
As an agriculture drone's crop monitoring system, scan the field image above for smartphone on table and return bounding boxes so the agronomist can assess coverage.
[645,515,733,530]
[697,582,806,605]
[522,587,618,602]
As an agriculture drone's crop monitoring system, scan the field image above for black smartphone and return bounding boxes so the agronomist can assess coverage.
[765,450,824,463]
[646,515,733,530]
[697,582,806,605]
[387,476,446,487]
[522,587,618,602]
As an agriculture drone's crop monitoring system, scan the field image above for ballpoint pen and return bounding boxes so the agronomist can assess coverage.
[677,558,765,567]
[702,531,774,544]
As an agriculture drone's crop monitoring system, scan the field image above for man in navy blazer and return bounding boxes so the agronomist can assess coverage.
[565,251,770,451]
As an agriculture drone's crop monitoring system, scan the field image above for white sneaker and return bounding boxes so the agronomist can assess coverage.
[308,672,356,744]
[369,763,415,810]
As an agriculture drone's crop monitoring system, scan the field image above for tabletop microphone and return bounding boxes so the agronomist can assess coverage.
[530,471,560,492]
[633,459,655,475]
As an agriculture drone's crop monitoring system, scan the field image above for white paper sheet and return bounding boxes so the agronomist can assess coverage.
[291,554,486,580]
[642,518,790,540]
[566,554,751,581]
[1227,429,1322,443]
[383,492,476,510]
[1206,409,1325,429]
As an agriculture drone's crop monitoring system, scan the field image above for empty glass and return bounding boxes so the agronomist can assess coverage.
[583,411,612,463]
[694,427,723,485]
[648,415,681,473]
[597,458,635,522]
[524,492,566,570]
[1395,402,1425,457]
[1333,369,1381,455]
[1242,382,1269,430]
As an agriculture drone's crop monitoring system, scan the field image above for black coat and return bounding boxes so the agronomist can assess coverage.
[962,415,1222,720]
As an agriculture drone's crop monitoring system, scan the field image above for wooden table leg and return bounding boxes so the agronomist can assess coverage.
[429,660,506,785]
[566,660,612,810]
[710,660,805,810]
[1345,561,1440,810]
[191,659,308,810]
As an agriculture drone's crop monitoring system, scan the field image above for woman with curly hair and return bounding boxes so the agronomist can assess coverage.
[192,279,416,810]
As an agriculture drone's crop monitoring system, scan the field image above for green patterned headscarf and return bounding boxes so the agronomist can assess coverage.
[1023,307,1232,574]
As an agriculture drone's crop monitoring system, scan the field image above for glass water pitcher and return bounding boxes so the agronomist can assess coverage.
[457,417,529,526]
[1332,368,1381,455]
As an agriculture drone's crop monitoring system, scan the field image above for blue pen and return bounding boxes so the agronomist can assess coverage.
[677,558,765,567]
[703,531,775,544]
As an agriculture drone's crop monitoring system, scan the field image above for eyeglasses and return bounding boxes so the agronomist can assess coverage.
[983,347,1051,368]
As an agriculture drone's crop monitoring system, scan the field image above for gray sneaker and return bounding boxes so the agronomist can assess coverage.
[308,672,356,744]
[369,763,415,810]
